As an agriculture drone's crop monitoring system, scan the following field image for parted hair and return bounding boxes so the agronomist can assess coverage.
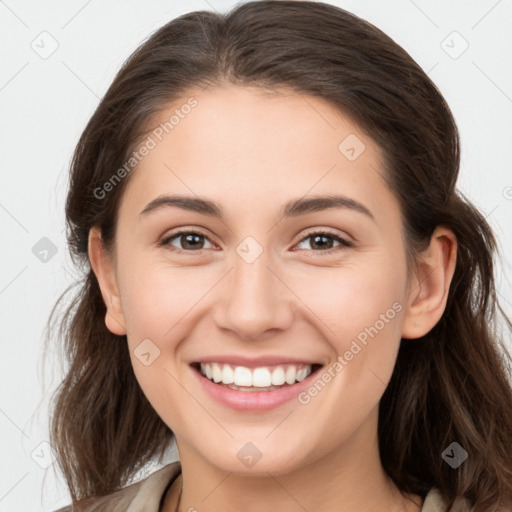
[45,1,512,510]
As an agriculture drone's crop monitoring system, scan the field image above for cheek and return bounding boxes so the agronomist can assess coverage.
[119,256,212,341]
[294,260,406,347]
[117,260,205,424]
[119,247,407,356]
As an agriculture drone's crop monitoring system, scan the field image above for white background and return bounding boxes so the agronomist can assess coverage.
[1,1,511,510]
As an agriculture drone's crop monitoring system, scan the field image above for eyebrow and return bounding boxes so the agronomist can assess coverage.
[139,194,375,221]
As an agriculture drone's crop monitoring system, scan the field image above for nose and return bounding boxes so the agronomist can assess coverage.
[213,246,294,341]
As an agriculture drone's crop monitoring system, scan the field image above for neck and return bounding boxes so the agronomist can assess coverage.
[162,409,422,512]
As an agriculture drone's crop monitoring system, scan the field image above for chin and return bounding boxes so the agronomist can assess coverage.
[198,437,316,476]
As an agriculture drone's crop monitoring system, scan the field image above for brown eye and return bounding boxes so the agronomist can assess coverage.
[161,231,215,252]
[295,231,352,253]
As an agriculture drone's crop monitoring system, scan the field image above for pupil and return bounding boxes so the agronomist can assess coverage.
[312,235,332,250]
[183,233,202,249]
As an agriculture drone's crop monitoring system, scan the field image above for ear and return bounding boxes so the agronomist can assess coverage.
[88,226,127,336]
[401,226,457,339]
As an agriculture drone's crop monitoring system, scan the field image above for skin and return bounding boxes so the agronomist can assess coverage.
[89,85,457,512]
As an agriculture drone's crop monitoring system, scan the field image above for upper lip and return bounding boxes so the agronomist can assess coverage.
[191,355,324,368]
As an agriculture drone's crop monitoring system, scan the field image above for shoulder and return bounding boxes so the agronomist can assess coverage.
[422,488,472,512]
[53,461,181,512]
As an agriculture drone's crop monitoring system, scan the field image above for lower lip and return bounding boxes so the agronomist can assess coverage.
[191,365,321,411]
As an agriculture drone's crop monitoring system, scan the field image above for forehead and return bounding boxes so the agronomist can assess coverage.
[118,84,397,225]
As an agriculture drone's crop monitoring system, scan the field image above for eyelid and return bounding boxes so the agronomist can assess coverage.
[159,227,353,254]
[159,227,218,253]
[291,228,353,255]
[294,227,353,245]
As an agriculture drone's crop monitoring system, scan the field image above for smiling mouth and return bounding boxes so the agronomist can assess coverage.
[191,362,323,392]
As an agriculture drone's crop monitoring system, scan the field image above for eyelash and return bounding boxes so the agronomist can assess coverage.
[159,228,353,256]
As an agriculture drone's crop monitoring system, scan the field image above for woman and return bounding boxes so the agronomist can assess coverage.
[47,1,512,511]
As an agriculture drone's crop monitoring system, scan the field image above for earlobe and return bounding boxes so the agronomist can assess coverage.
[401,226,457,340]
[88,227,127,336]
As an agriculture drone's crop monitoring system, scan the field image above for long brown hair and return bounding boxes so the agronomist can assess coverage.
[45,1,512,510]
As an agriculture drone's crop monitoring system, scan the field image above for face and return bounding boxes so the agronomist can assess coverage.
[92,85,417,475]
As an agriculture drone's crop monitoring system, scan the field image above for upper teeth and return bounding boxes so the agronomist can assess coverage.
[200,362,313,387]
